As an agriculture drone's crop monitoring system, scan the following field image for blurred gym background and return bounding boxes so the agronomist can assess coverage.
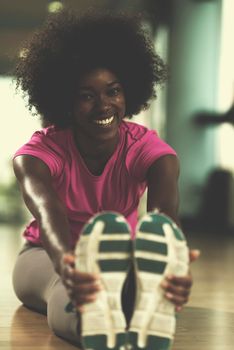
[1,2,234,349]
[0,0,234,233]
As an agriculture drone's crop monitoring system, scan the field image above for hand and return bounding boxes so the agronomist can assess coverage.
[60,253,103,312]
[161,249,200,312]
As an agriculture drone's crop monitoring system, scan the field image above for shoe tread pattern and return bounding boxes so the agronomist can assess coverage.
[77,212,132,350]
[128,211,189,350]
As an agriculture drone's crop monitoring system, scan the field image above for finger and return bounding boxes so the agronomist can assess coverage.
[63,253,75,263]
[189,249,201,263]
[63,253,76,268]
[74,293,99,307]
[67,291,97,305]
[61,255,76,278]
[63,264,75,278]
[64,268,100,283]
[73,281,102,293]
[66,281,103,296]
[72,271,101,284]
[63,277,76,290]
[175,305,183,312]
[66,282,102,301]
[164,275,193,288]
[161,280,190,298]
[164,291,189,307]
[62,271,101,296]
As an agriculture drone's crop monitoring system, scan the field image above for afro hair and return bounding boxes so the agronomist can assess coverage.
[15,9,168,128]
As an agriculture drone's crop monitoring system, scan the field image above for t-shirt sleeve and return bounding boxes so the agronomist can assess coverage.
[13,131,64,178]
[126,129,177,181]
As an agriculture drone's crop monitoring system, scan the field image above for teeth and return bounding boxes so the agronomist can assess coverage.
[93,116,114,125]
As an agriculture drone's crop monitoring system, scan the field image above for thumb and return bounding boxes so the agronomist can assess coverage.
[189,249,201,263]
[63,253,76,267]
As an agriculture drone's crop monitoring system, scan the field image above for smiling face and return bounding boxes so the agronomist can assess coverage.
[72,68,126,149]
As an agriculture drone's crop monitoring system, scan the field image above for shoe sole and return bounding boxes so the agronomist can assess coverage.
[75,212,132,350]
[127,211,189,350]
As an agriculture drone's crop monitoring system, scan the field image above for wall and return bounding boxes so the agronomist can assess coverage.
[165,0,222,218]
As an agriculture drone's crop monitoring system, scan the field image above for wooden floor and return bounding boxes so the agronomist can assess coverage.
[1,224,234,350]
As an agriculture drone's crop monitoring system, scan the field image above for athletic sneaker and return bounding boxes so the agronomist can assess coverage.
[127,210,189,350]
[74,212,132,350]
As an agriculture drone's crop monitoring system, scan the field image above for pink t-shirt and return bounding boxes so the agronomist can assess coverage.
[14,120,176,247]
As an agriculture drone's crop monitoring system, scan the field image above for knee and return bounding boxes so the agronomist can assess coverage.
[12,261,29,305]
[12,260,47,313]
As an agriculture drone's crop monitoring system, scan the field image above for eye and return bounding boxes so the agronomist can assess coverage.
[78,92,94,101]
[107,86,122,97]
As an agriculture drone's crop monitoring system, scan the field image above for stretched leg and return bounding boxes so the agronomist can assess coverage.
[128,211,189,350]
[12,243,82,347]
[75,211,132,350]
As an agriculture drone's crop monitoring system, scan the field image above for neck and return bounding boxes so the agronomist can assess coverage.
[73,130,120,160]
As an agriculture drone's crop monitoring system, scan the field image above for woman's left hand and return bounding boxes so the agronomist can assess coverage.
[161,249,200,312]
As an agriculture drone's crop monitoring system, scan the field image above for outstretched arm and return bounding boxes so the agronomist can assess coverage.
[13,155,72,272]
[13,155,101,311]
[146,155,199,311]
[147,154,180,222]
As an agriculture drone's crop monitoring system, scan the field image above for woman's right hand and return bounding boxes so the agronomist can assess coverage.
[60,253,103,312]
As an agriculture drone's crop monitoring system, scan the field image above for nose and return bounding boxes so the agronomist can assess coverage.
[95,94,111,114]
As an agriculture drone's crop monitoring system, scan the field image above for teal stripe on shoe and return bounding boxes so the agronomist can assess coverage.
[135,239,168,255]
[99,240,132,253]
[83,335,107,349]
[147,335,172,350]
[83,333,127,350]
[99,259,131,272]
[136,258,167,274]
[127,332,171,350]
[171,225,185,241]
[83,212,130,235]
[139,212,185,242]
[156,213,185,242]
[139,221,165,236]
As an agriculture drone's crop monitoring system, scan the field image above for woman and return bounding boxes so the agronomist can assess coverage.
[12,9,198,350]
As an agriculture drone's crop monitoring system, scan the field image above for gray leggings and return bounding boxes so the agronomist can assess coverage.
[12,243,135,347]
